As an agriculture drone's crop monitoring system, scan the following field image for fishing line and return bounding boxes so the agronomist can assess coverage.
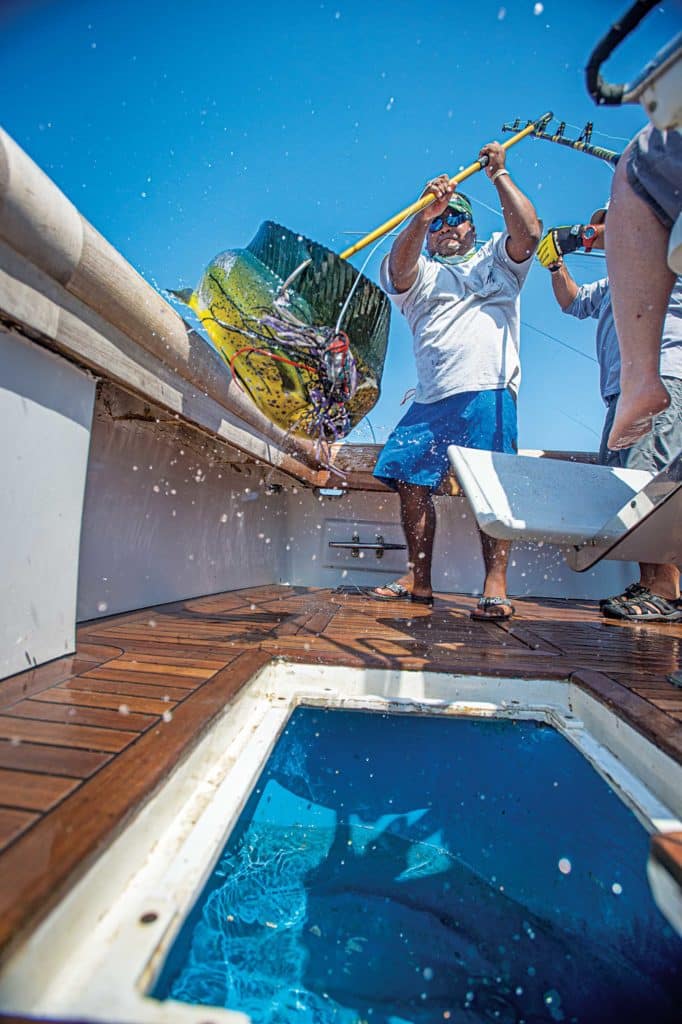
[277,258,312,297]
[469,194,504,219]
[334,190,425,333]
[522,321,598,363]
[334,233,385,333]
[555,408,601,438]
[365,417,377,444]
[562,121,630,144]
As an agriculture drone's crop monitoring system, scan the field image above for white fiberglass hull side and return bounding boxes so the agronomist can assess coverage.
[0,330,95,678]
[77,391,289,621]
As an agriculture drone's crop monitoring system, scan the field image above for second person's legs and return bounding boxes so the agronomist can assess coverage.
[606,130,677,449]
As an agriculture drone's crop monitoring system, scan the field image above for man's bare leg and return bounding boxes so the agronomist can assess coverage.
[372,482,435,600]
[606,155,675,450]
[639,562,680,602]
[472,531,513,619]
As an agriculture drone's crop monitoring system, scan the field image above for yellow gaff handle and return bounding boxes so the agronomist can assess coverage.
[339,112,552,261]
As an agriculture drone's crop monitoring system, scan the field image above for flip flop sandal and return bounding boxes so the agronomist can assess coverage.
[367,581,410,602]
[470,597,515,621]
[368,582,434,605]
[599,582,650,610]
[602,592,682,622]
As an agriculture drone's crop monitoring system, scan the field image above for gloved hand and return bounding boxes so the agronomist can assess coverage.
[537,225,585,268]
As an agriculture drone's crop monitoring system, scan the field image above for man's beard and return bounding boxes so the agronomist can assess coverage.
[434,235,474,257]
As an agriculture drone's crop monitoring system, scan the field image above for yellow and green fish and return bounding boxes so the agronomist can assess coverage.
[175,222,390,442]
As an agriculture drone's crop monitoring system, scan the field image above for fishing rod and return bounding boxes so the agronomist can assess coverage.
[501,117,620,166]
[339,111,553,261]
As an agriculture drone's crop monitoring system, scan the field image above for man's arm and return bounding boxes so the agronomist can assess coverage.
[541,256,608,319]
[388,174,453,293]
[537,223,609,313]
[479,142,541,264]
[546,260,579,311]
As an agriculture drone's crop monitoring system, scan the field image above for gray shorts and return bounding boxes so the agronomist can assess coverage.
[599,376,682,471]
[626,125,682,231]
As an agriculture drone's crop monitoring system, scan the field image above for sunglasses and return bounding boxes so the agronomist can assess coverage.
[428,211,472,233]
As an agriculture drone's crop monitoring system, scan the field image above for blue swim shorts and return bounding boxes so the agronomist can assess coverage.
[373,387,518,492]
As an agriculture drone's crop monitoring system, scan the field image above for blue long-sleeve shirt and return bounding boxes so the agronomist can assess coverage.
[564,276,682,401]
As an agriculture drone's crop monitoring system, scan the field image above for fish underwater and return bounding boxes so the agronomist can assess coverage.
[161,818,681,1024]
[175,222,391,445]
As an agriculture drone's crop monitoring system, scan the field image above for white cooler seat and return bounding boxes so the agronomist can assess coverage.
[447,446,682,571]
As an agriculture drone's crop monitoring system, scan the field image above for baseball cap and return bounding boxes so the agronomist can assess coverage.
[589,199,609,225]
[447,193,474,221]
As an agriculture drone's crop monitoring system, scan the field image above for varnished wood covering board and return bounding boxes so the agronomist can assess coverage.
[0,584,680,965]
[0,647,268,958]
[0,1017,122,1024]
[0,1017,115,1024]
[650,831,682,886]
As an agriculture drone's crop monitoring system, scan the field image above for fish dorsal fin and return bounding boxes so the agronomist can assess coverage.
[167,287,194,305]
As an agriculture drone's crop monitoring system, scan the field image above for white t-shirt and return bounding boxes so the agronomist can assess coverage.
[380,232,533,404]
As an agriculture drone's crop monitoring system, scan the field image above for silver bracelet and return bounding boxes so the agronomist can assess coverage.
[491,168,510,184]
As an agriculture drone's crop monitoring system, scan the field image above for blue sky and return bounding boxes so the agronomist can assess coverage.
[2,0,679,450]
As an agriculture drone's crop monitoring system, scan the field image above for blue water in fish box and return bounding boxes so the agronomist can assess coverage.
[152,708,682,1023]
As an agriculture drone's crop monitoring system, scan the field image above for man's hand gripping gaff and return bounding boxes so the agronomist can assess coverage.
[537,224,597,270]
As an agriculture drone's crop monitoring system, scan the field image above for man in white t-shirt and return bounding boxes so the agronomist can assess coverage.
[371,143,540,619]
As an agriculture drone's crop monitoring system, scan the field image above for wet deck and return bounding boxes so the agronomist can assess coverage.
[0,584,681,963]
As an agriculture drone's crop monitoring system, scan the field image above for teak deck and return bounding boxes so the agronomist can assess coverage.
[1,584,681,975]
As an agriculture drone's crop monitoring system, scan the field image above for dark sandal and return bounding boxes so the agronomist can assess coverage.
[602,591,682,622]
[599,582,650,610]
[471,597,515,621]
